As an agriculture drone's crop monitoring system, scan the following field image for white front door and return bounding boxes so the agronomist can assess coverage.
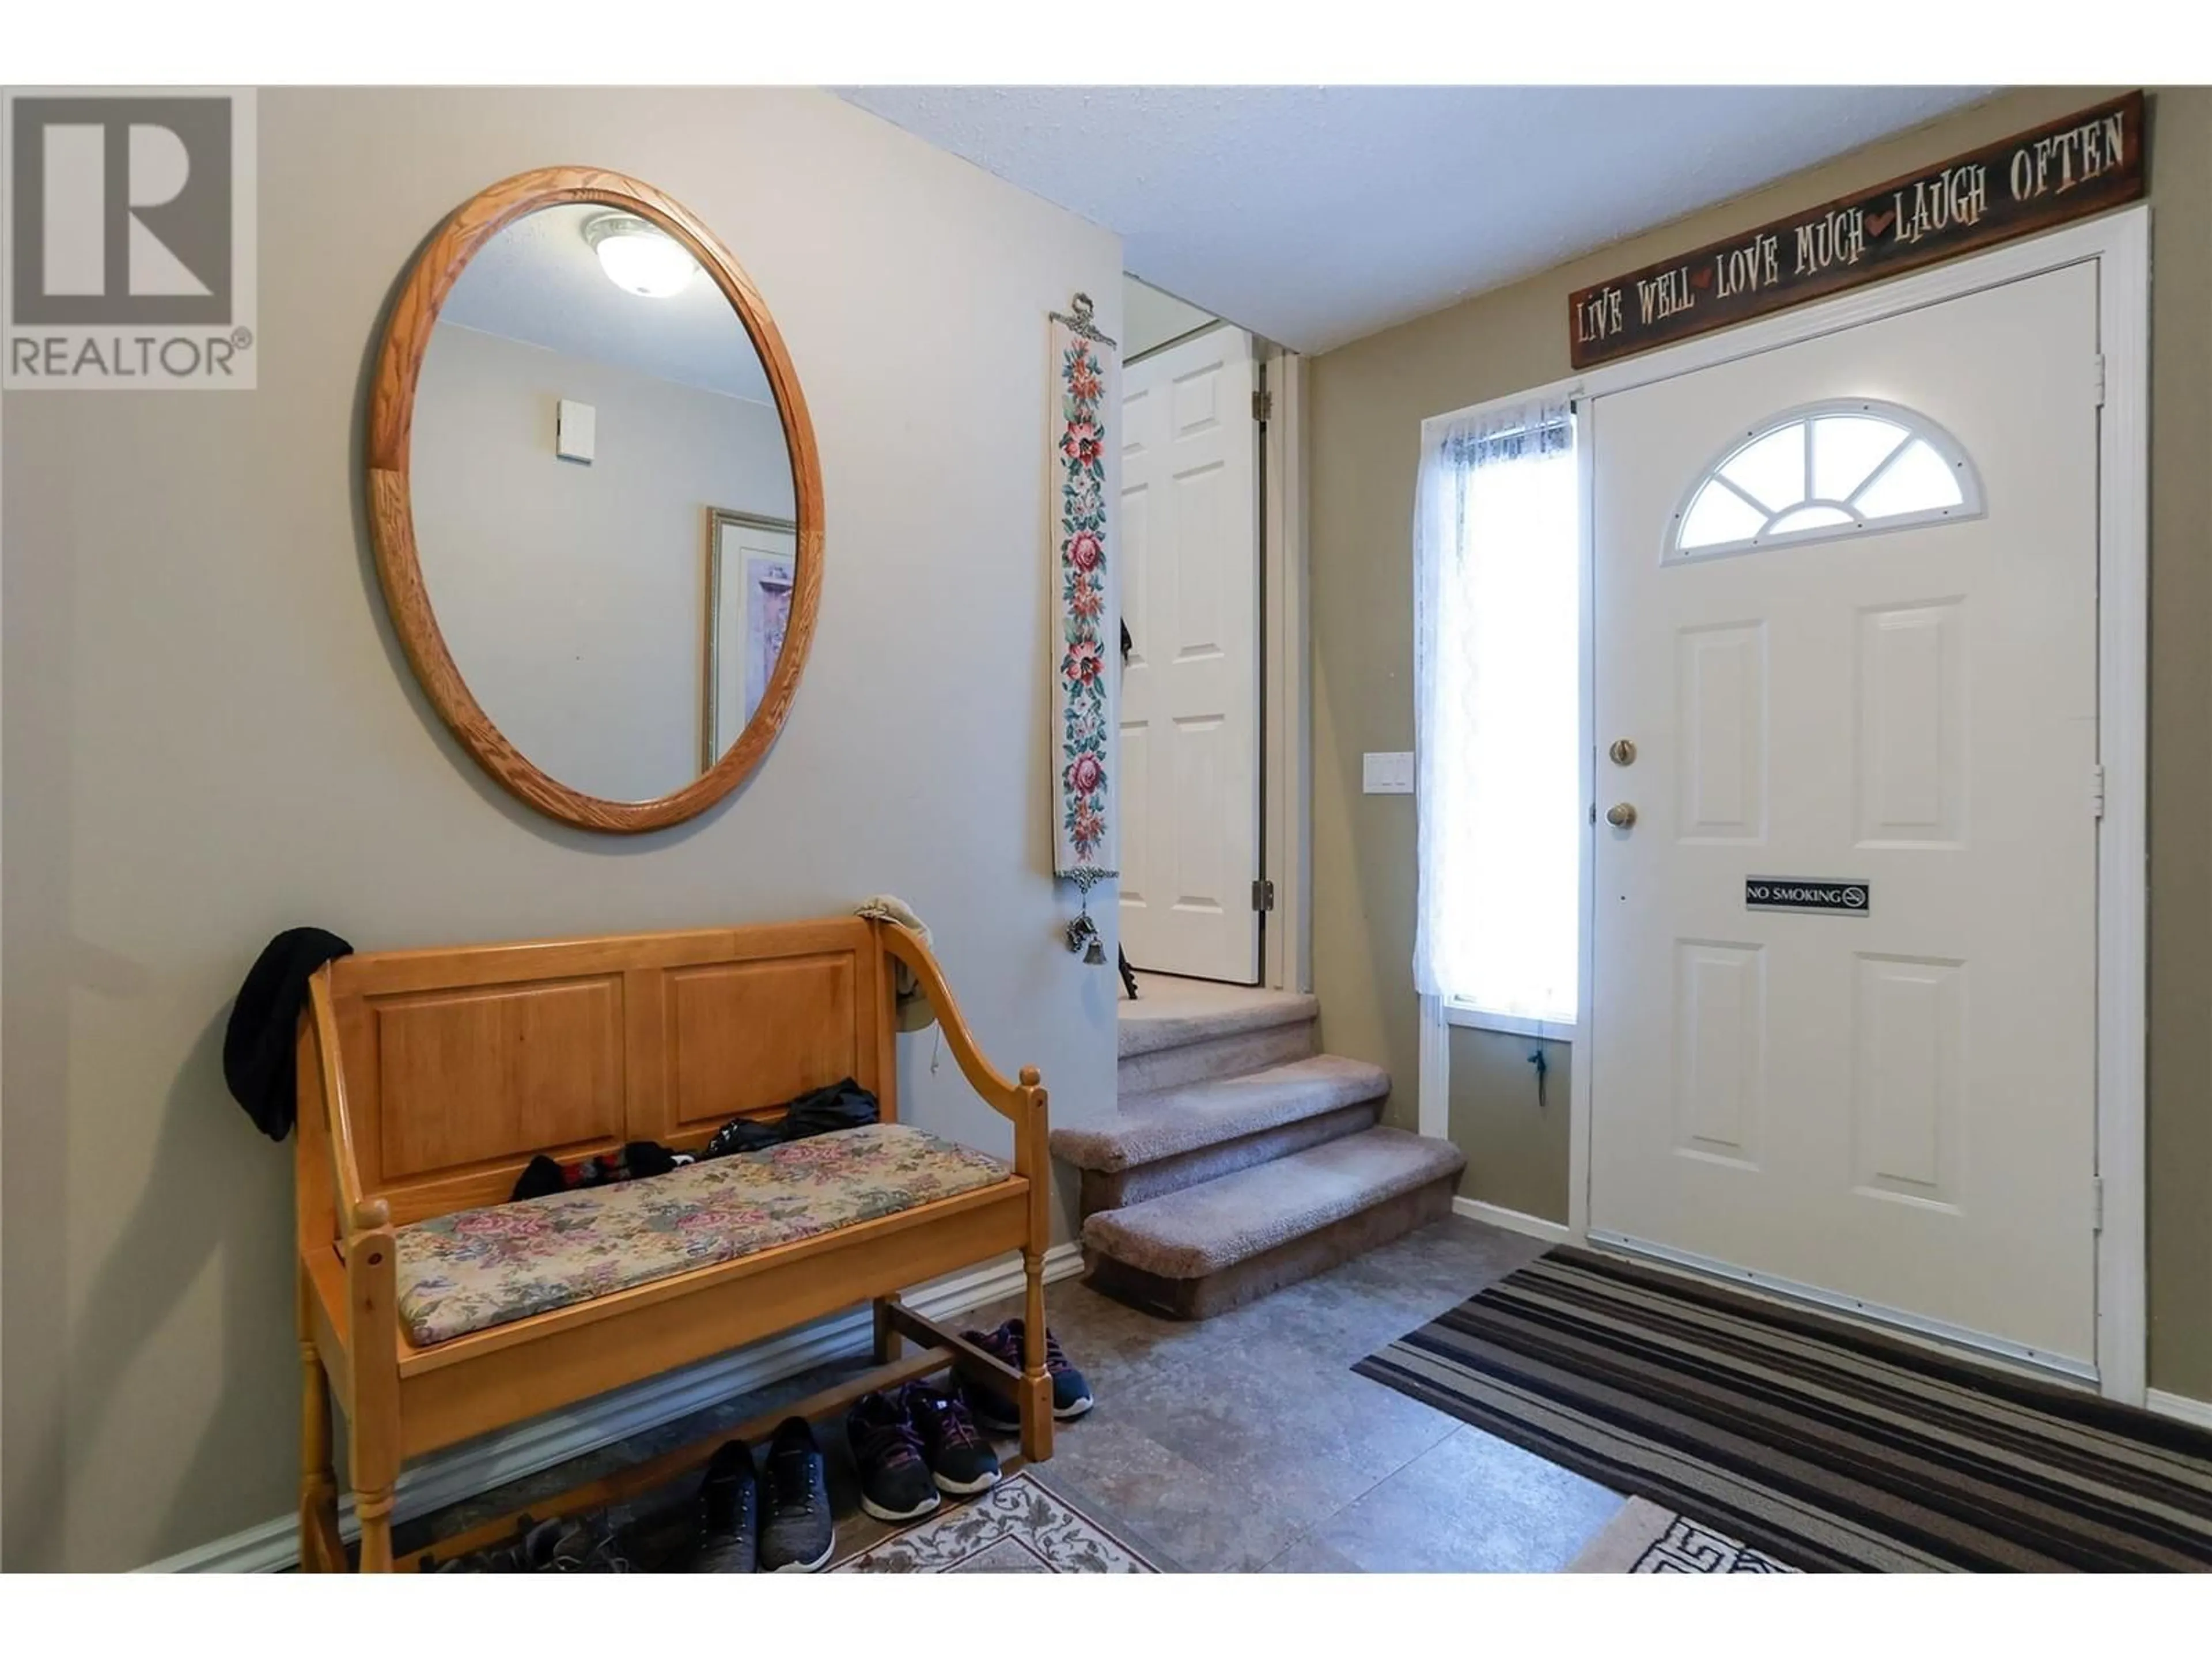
[1118,324,1263,983]
[1588,264,2101,1371]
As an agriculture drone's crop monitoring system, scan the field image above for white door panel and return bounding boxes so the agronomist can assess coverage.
[1118,324,1262,982]
[1589,264,2100,1368]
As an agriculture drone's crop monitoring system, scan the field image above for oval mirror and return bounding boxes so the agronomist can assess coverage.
[367,168,822,832]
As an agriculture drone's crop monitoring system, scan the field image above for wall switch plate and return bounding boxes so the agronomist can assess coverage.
[1363,751,1414,794]
[556,399,596,463]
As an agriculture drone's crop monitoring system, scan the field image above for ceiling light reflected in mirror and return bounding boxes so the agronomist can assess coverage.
[583,211,699,298]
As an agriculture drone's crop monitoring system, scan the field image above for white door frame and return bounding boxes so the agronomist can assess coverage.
[1262,346,1312,993]
[1416,206,2149,1403]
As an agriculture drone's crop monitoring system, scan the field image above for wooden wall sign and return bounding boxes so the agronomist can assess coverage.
[1568,92,2145,370]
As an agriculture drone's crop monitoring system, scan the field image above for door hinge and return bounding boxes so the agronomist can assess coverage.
[1252,388,1272,423]
[2090,763,2107,819]
[1251,877,1277,913]
[2092,1175,2105,1233]
[2092,353,2106,408]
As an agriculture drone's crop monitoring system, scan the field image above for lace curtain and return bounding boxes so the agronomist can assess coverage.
[1411,397,1580,1020]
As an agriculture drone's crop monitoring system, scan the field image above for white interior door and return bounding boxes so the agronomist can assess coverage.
[1118,324,1262,983]
[1588,264,2101,1371]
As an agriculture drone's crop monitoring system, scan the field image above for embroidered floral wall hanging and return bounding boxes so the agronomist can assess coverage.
[1049,294,1119,891]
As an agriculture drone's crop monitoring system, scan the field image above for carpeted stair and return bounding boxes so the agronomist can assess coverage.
[1113,978,1321,1094]
[1050,973,1466,1320]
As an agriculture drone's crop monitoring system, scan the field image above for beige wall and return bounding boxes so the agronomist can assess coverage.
[415,324,795,801]
[1309,86,2212,1399]
[1449,1028,1571,1221]
[0,86,1123,1570]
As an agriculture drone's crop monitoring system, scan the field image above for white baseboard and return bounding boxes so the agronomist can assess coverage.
[142,1241,1085,1573]
[1452,1196,1571,1246]
[2146,1389,2212,1430]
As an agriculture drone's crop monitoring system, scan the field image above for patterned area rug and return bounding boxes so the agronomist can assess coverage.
[1354,1247,2212,1571]
[1569,1497,1800,1573]
[836,1473,1158,1573]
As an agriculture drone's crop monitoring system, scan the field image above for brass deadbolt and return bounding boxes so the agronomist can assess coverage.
[1609,738,1637,766]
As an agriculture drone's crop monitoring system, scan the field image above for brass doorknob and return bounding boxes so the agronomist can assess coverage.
[1605,802,1638,829]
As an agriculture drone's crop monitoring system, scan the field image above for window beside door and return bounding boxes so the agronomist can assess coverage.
[1411,399,1581,1035]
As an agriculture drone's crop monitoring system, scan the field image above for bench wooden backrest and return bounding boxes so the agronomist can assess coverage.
[297,916,897,1233]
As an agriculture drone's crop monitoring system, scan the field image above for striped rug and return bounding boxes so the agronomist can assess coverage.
[1353,1247,2212,1571]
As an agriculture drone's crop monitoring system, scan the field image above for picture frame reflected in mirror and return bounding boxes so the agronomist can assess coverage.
[703,507,798,770]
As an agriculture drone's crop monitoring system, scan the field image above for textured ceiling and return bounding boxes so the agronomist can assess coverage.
[441,203,774,402]
[837,86,1995,351]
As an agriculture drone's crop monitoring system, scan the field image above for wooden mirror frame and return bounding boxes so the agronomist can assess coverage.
[366,166,825,833]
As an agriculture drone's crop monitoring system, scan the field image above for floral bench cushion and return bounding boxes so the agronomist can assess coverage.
[393,1122,1010,1347]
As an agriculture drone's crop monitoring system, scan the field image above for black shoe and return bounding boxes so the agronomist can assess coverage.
[960,1318,1095,1426]
[433,1532,528,1572]
[846,1391,941,1523]
[777,1077,880,1141]
[700,1115,781,1160]
[903,1383,1000,1497]
[521,1513,632,1572]
[689,1440,759,1572]
[757,1416,835,1572]
[509,1524,556,1571]
[433,1510,631,1573]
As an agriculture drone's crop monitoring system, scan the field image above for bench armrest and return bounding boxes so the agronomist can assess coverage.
[876,922,1043,1126]
[874,923,1053,1286]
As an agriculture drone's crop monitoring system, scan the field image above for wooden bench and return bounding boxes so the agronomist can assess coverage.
[292,915,1054,1572]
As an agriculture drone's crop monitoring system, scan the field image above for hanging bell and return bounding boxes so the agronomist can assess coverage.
[1084,935,1107,966]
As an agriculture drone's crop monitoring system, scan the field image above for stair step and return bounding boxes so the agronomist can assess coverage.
[1118,1014,1316,1094]
[1074,1099,1385,1219]
[1081,1126,1467,1282]
[1117,975,1319,1061]
[1051,1054,1390,1174]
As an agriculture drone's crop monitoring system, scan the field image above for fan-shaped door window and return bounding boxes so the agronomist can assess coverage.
[1671,400,1984,560]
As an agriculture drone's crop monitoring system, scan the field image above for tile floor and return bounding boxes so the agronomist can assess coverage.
[402,1216,1626,1572]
